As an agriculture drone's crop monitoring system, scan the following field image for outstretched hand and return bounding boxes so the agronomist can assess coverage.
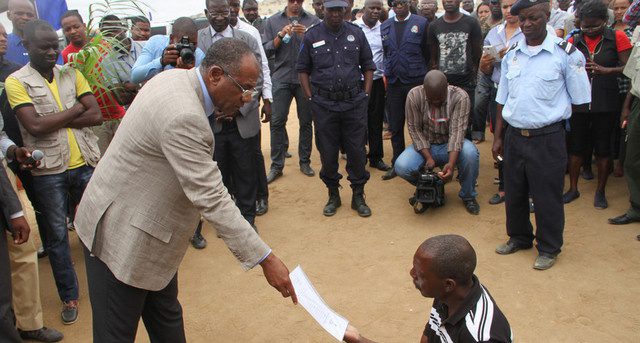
[260,253,298,304]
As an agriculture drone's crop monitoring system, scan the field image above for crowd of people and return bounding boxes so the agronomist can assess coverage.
[0,0,639,341]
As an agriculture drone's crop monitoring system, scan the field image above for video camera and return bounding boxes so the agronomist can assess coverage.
[174,36,196,66]
[411,168,445,214]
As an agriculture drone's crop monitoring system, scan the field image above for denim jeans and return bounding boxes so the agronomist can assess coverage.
[270,81,312,171]
[394,140,479,200]
[31,165,94,302]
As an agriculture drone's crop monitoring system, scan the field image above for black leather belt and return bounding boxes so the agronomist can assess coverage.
[316,87,360,101]
[510,121,564,137]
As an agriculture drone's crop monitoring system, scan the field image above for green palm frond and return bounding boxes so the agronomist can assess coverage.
[63,0,151,108]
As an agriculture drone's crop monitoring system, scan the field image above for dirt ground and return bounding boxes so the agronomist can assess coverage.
[26,103,640,342]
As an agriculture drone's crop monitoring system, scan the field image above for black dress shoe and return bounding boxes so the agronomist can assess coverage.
[300,163,315,176]
[256,198,268,216]
[266,169,283,183]
[608,214,640,225]
[463,199,480,215]
[382,168,396,180]
[370,160,391,171]
[19,327,64,342]
[190,232,207,249]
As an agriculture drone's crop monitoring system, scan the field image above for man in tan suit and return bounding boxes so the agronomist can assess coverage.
[74,38,297,342]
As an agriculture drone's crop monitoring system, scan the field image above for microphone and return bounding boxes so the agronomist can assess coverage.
[23,149,44,165]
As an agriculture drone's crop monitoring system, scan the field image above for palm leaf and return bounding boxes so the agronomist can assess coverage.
[63,0,151,108]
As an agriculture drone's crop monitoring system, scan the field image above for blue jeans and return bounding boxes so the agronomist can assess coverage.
[31,165,94,302]
[394,140,479,200]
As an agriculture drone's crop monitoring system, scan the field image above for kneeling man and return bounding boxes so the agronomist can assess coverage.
[394,70,481,215]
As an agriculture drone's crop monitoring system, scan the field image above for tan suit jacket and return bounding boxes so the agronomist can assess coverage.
[75,68,270,291]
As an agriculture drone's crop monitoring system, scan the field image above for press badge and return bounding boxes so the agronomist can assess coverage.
[313,40,326,48]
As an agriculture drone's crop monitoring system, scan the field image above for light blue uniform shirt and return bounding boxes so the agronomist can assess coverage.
[495,32,591,129]
[131,35,205,84]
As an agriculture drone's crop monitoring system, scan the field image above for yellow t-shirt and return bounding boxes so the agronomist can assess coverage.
[5,69,93,170]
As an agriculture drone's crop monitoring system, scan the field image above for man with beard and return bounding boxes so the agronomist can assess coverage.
[492,0,590,270]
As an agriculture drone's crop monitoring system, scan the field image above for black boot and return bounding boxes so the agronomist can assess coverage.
[323,187,341,216]
[351,184,371,217]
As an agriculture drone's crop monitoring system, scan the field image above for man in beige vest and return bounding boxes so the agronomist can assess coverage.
[5,20,103,325]
[74,37,297,342]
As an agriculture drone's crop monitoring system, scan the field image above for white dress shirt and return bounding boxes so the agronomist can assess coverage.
[354,19,384,80]
[230,21,273,101]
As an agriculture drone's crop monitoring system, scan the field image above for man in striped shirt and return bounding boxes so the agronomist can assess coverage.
[394,70,481,215]
[344,235,513,343]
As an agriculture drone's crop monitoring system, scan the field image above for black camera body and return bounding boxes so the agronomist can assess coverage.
[175,36,196,65]
[412,168,445,213]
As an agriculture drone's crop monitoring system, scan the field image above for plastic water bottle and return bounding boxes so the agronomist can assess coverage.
[282,33,291,44]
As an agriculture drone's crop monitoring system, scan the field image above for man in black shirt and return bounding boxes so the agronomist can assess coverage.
[428,0,482,133]
[344,234,513,343]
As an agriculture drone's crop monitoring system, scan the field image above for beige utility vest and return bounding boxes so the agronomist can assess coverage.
[11,64,100,176]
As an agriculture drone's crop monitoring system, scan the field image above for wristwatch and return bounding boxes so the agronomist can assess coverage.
[277,32,285,39]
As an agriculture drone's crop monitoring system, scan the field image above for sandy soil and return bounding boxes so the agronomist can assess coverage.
[25,103,640,343]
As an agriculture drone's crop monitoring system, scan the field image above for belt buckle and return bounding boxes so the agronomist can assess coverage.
[520,129,530,137]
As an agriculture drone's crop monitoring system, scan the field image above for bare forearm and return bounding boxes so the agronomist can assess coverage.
[66,109,103,128]
[18,104,84,137]
[494,104,504,140]
[363,70,373,95]
[448,150,459,166]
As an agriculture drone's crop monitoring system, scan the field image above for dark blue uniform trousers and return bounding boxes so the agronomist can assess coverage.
[312,98,370,188]
[504,124,566,256]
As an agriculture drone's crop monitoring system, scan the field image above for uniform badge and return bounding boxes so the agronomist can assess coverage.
[411,25,419,33]
[347,34,355,42]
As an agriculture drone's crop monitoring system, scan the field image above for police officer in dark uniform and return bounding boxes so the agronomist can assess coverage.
[492,0,590,270]
[297,0,376,217]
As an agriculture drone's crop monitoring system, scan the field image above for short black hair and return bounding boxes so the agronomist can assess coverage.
[578,0,608,20]
[206,0,230,9]
[171,17,198,37]
[419,235,477,286]
[99,14,122,29]
[130,15,149,26]
[200,37,257,75]
[60,10,83,25]
[242,0,258,8]
[23,19,55,42]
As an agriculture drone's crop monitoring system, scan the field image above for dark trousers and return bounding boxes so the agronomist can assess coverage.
[8,163,52,250]
[366,78,386,163]
[312,99,370,188]
[473,74,495,136]
[270,81,312,171]
[255,129,268,201]
[504,124,566,255]
[83,246,185,343]
[31,165,93,302]
[625,97,640,219]
[0,234,21,343]
[386,81,421,165]
[214,120,257,225]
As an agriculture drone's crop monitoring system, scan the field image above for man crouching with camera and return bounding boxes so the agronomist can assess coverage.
[394,70,481,215]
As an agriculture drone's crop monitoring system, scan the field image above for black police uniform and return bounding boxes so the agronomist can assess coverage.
[296,20,376,190]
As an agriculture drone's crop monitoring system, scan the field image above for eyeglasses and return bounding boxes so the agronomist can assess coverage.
[223,69,259,101]
[580,23,604,33]
[207,10,230,18]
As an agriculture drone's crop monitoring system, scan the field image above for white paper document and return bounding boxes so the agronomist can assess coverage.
[290,266,349,341]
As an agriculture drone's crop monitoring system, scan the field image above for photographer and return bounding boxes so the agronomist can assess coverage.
[130,17,205,84]
[394,70,481,215]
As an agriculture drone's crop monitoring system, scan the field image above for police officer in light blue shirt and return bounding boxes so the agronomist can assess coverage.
[492,0,590,271]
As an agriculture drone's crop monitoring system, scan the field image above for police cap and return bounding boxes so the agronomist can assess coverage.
[510,0,550,15]
[324,0,349,8]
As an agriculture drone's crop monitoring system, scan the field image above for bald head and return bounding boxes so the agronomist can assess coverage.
[423,70,448,107]
[417,235,476,286]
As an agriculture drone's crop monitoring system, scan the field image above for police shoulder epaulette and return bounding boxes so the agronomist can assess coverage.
[557,40,577,54]
[345,21,360,28]
[307,22,320,31]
